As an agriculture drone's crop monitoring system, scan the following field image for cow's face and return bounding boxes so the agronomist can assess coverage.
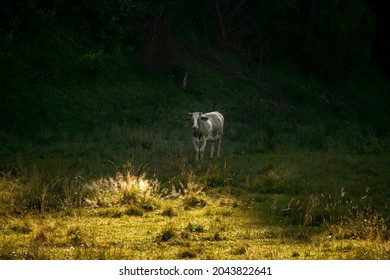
[188,112,208,133]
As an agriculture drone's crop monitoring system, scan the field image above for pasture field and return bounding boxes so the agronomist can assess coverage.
[0,134,389,260]
[1,0,389,261]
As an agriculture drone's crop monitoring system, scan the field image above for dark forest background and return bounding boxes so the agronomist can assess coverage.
[0,0,389,155]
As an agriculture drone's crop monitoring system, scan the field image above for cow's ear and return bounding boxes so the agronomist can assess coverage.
[186,113,192,120]
[201,116,209,121]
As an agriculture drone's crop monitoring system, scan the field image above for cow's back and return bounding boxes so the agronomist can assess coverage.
[204,111,224,139]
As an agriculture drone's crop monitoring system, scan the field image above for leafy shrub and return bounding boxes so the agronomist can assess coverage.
[301,0,375,78]
[79,49,105,76]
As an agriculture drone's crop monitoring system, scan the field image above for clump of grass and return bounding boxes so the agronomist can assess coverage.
[84,161,161,211]
[352,246,390,260]
[177,249,198,259]
[182,194,207,209]
[0,172,15,215]
[281,188,389,241]
[204,217,228,241]
[186,222,205,233]
[67,226,87,246]
[231,246,248,255]
[1,162,91,214]
[206,231,225,241]
[161,206,177,217]
[291,251,300,258]
[115,164,161,211]
[0,236,18,259]
[32,229,48,244]
[9,219,33,234]
[282,189,346,226]
[156,224,177,242]
[119,185,159,211]
[0,162,61,214]
[97,208,123,218]
[179,173,207,209]
[26,241,49,260]
[62,174,86,208]
[124,205,144,217]
[25,227,53,260]
[198,162,234,189]
[333,207,389,241]
[120,187,140,205]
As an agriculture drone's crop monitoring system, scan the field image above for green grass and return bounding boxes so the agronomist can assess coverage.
[0,148,389,260]
[1,0,389,260]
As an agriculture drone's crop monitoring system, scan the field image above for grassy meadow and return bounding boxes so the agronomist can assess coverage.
[0,126,389,259]
[1,1,389,259]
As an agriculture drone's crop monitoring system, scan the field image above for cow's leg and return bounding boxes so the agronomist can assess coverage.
[192,138,199,161]
[217,137,222,158]
[210,143,215,158]
[199,137,207,161]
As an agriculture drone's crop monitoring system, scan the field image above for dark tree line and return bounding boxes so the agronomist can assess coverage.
[0,0,384,79]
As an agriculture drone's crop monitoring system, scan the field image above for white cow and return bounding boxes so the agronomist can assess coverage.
[187,111,224,161]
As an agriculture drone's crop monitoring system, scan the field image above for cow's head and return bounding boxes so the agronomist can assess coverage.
[187,112,208,133]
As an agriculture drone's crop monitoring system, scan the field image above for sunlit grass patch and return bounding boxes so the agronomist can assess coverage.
[156,224,178,243]
[182,194,207,209]
[0,152,388,259]
[177,249,198,259]
[161,206,177,217]
[97,208,123,218]
[84,161,161,207]
[186,222,205,233]
[7,218,34,234]
[124,205,144,217]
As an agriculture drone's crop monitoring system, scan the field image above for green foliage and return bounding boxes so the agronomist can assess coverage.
[302,0,375,78]
[0,0,388,151]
